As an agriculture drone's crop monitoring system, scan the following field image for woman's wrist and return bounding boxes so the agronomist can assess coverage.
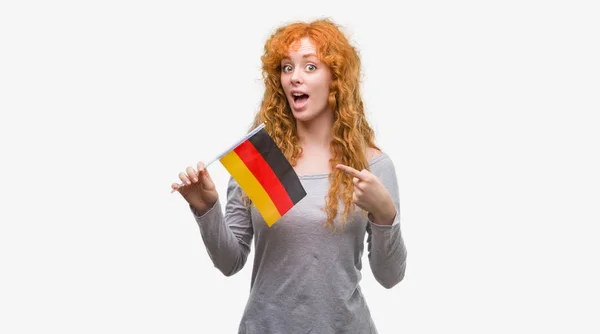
[369,200,396,225]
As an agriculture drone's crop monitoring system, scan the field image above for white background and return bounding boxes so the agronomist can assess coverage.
[1,0,599,333]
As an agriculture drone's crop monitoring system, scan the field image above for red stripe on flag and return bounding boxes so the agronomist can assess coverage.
[233,140,294,215]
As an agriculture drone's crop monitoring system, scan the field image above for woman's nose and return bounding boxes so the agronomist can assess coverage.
[290,69,302,84]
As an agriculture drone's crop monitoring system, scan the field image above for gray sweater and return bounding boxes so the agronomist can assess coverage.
[192,153,407,334]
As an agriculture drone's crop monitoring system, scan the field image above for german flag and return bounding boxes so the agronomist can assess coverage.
[219,124,306,226]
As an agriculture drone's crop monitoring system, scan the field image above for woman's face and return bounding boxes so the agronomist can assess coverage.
[280,37,333,123]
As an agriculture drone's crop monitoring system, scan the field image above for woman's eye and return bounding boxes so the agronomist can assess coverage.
[282,65,293,73]
[306,64,317,72]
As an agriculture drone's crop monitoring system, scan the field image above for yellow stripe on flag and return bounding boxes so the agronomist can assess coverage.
[220,150,281,226]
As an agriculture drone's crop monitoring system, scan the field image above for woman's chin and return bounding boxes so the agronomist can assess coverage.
[291,107,333,124]
[292,110,315,122]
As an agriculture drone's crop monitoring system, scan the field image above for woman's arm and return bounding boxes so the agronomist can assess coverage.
[365,155,408,289]
[191,177,254,277]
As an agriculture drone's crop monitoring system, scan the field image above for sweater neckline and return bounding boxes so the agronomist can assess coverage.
[297,153,388,180]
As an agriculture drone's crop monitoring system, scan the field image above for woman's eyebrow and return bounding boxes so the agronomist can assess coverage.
[281,54,319,63]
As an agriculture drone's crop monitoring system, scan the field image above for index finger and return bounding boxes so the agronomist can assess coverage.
[336,164,364,179]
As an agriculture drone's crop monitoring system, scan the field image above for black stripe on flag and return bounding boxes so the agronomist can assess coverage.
[248,128,306,204]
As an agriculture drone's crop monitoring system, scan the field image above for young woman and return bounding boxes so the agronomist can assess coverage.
[172,18,407,334]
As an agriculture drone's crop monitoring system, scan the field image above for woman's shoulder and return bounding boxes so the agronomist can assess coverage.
[367,147,397,174]
[367,147,391,164]
[366,147,383,162]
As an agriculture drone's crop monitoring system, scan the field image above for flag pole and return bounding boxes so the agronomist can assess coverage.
[171,122,266,193]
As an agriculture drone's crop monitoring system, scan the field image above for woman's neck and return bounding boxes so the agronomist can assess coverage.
[296,113,334,149]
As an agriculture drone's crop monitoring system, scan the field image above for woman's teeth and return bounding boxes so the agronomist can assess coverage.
[293,93,308,101]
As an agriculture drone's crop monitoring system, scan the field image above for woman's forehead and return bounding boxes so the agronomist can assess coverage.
[286,37,318,57]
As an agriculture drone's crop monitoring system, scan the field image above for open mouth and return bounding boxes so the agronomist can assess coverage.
[293,93,309,103]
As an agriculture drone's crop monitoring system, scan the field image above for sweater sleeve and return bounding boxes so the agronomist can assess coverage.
[366,155,408,289]
[191,177,254,277]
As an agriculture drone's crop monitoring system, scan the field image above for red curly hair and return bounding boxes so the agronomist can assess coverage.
[249,18,379,230]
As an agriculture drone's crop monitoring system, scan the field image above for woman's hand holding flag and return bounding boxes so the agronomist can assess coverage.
[172,161,219,216]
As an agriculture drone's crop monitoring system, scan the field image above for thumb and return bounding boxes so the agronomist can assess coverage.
[198,168,215,190]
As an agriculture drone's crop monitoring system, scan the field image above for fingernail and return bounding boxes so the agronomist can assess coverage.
[193,177,198,182]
